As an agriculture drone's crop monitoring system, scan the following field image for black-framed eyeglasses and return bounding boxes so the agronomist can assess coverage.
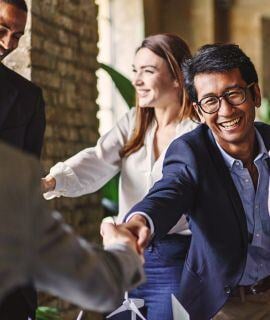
[196,82,255,114]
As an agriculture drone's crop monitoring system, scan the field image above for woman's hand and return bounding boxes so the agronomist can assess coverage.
[41,175,56,193]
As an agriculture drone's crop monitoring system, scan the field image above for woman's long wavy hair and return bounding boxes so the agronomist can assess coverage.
[120,33,198,158]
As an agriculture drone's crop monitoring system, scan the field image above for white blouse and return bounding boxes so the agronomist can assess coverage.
[44,108,198,234]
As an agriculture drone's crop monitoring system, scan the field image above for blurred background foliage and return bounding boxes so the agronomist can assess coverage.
[259,98,270,123]
[36,306,62,320]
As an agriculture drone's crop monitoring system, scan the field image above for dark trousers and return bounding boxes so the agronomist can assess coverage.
[0,285,37,320]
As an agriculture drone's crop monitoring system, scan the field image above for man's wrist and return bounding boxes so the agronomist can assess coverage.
[129,214,148,226]
[126,212,154,234]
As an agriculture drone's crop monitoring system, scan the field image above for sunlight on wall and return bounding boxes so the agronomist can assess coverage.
[96,0,144,135]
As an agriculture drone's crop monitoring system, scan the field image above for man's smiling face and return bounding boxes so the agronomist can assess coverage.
[0,2,26,60]
[193,68,261,153]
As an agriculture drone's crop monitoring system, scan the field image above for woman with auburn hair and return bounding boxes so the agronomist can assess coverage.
[42,33,198,320]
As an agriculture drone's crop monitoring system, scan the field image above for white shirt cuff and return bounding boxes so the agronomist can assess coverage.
[125,211,155,235]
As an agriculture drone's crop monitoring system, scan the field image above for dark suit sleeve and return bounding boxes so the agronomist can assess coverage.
[125,138,198,239]
[23,88,46,158]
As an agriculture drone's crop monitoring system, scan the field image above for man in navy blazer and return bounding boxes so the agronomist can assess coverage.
[122,44,270,319]
[0,0,45,319]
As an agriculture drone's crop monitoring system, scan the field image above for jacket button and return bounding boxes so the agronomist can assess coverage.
[224,286,231,294]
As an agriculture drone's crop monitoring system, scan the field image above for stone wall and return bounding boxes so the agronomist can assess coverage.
[4,0,102,319]
[229,0,270,97]
[143,0,270,97]
[32,1,102,319]
[143,0,215,53]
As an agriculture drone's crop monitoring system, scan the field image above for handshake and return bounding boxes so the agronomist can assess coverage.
[41,176,151,259]
[101,215,151,260]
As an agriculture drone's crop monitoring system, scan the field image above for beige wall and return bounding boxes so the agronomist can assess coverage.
[97,0,144,134]
[143,0,215,53]
[143,0,269,96]
[190,0,214,51]
[230,0,270,96]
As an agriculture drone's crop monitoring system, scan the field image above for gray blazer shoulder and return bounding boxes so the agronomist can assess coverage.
[0,142,144,312]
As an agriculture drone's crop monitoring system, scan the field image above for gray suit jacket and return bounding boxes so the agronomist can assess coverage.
[0,142,144,312]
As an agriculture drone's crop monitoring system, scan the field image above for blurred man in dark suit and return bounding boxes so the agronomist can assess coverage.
[0,0,46,318]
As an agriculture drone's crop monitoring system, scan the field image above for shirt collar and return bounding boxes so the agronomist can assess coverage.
[215,128,269,170]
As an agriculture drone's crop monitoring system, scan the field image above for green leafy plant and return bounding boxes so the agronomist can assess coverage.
[259,97,270,124]
[36,306,62,320]
[99,63,135,108]
[99,63,135,213]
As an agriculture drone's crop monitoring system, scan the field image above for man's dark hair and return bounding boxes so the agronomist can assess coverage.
[182,43,258,103]
[0,0,28,12]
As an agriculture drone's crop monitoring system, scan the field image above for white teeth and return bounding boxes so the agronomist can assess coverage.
[220,118,240,128]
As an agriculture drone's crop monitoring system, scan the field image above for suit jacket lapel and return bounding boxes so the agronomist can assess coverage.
[0,64,19,129]
[255,122,270,151]
[205,128,249,244]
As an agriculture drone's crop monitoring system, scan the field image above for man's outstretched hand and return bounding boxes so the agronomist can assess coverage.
[101,222,139,253]
[119,215,151,254]
[101,214,151,257]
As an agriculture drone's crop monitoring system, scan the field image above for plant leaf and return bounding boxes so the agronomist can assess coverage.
[99,63,135,108]
[101,174,119,204]
[36,306,62,320]
[99,63,136,211]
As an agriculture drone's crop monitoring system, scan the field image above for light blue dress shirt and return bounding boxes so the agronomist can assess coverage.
[217,129,270,285]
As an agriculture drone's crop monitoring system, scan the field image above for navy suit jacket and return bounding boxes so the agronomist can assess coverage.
[0,63,45,319]
[126,122,270,320]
